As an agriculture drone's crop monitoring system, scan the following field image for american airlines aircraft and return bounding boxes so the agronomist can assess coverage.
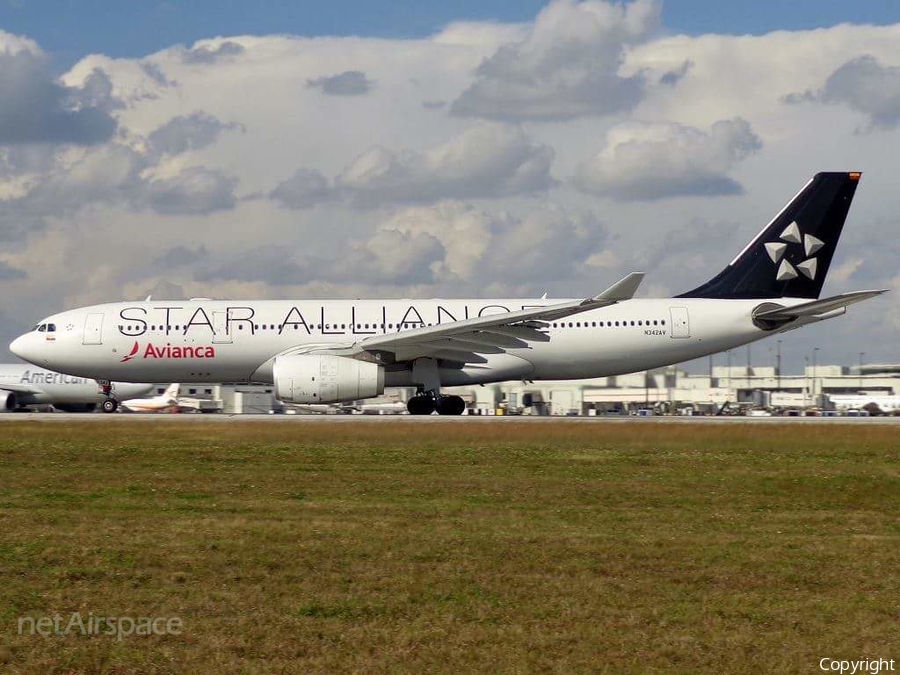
[9,172,886,415]
[0,364,152,412]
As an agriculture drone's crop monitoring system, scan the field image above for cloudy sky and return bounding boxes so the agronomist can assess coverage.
[1,0,899,372]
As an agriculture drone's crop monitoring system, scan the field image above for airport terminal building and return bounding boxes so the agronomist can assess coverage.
[158,363,900,416]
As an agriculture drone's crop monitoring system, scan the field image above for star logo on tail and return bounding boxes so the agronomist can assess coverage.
[765,221,823,282]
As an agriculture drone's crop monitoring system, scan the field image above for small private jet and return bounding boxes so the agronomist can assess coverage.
[119,383,181,413]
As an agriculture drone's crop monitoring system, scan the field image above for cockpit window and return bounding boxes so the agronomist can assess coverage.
[37,324,46,332]
[47,324,56,332]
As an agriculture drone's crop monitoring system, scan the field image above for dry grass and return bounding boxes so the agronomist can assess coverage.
[0,421,898,674]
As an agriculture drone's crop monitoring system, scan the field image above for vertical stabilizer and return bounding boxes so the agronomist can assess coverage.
[678,172,861,299]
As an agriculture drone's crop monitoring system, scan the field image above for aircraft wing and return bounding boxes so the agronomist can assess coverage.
[753,289,887,320]
[0,382,46,395]
[346,273,644,364]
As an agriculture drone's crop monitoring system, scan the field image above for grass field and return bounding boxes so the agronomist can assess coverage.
[0,421,898,674]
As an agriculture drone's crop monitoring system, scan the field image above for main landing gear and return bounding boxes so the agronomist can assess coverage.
[406,357,466,415]
[98,381,119,413]
[406,393,467,416]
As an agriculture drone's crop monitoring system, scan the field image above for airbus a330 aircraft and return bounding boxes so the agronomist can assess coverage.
[10,172,886,414]
[0,364,152,412]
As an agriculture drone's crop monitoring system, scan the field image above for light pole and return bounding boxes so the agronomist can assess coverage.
[776,339,782,391]
[859,352,866,391]
[812,347,820,406]
[804,356,810,407]
[726,349,732,399]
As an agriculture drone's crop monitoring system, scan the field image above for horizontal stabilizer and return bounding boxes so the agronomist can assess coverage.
[753,290,886,320]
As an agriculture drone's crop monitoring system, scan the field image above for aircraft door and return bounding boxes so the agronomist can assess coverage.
[83,313,104,345]
[669,307,690,339]
[212,311,232,344]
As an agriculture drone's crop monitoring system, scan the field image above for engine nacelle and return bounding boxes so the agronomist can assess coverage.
[0,389,18,412]
[274,354,384,404]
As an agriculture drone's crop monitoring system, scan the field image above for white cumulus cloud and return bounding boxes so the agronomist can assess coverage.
[450,0,660,121]
[573,118,762,200]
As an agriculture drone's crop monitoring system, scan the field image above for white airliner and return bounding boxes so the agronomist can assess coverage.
[120,383,181,413]
[0,364,152,412]
[10,173,886,415]
[828,394,900,414]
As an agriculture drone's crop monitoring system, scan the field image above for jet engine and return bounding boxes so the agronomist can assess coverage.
[273,354,384,404]
[0,389,18,411]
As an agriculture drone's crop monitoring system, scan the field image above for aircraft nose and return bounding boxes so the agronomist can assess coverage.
[9,334,29,359]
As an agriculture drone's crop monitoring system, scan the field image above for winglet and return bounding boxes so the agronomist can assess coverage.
[587,272,645,304]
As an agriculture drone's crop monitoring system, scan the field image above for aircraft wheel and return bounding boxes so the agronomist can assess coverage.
[101,398,119,413]
[407,395,436,415]
[437,395,466,416]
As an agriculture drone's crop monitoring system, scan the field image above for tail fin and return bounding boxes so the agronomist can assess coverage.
[164,383,180,399]
[678,172,861,299]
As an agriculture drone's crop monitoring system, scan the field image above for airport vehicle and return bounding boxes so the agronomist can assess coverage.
[0,364,152,412]
[119,383,181,413]
[10,172,885,414]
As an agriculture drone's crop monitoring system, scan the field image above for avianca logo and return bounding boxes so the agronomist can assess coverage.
[120,341,216,362]
[121,341,140,362]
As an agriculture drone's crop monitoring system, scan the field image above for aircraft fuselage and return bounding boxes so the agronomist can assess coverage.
[9,297,810,387]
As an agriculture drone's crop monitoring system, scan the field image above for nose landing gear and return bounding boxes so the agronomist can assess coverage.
[97,380,119,413]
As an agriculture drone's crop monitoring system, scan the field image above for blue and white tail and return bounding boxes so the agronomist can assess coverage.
[678,172,861,299]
